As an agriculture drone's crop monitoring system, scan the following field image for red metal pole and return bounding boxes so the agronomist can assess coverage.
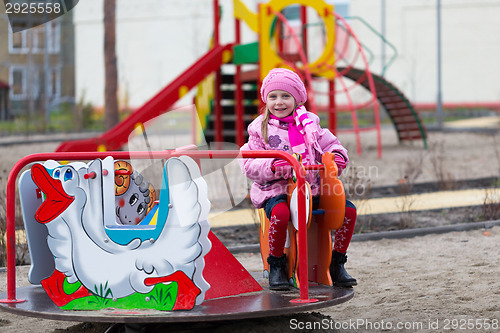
[257,5,264,115]
[214,73,223,144]
[213,0,223,144]
[191,104,197,145]
[4,168,21,303]
[235,18,244,147]
[277,17,284,56]
[300,5,308,61]
[213,0,220,47]
[2,150,315,303]
[329,79,337,134]
[295,165,310,301]
[333,12,382,158]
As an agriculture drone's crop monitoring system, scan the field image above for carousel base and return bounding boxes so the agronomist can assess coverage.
[0,279,353,323]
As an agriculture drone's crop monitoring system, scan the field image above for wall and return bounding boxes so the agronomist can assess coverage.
[349,0,500,105]
[73,0,500,108]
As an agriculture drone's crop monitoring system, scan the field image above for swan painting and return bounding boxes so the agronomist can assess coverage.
[19,155,211,311]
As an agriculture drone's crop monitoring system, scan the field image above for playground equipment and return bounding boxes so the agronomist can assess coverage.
[260,152,346,287]
[56,0,427,157]
[0,149,353,324]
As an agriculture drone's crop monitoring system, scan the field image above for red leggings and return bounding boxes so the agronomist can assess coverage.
[268,201,357,257]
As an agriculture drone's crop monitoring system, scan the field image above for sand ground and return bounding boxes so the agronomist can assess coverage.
[1,226,498,333]
[237,225,500,333]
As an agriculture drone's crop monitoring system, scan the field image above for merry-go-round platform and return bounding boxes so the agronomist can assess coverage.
[0,273,353,324]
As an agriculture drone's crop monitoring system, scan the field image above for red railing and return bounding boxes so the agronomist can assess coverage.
[2,150,315,304]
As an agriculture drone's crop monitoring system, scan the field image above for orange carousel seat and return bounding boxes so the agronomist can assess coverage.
[259,152,346,287]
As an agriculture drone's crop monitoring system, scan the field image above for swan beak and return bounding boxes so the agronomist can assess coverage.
[32,164,74,224]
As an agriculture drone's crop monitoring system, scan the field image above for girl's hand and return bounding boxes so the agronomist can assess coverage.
[334,153,346,176]
[272,160,292,180]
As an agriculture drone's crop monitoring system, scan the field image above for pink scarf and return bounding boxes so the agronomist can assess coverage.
[270,106,319,164]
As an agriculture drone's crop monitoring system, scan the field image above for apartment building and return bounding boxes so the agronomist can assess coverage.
[0,1,75,119]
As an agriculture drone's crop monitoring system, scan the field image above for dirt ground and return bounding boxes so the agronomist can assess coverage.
[0,126,499,332]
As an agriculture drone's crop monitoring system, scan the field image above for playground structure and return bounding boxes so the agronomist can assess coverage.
[55,0,427,157]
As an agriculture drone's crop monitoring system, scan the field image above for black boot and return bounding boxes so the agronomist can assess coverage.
[267,254,290,290]
[330,251,357,287]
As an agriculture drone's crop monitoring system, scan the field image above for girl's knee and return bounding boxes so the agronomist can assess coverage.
[346,199,356,211]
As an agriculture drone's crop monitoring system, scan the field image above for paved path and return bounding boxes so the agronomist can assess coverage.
[209,187,500,227]
[353,187,499,215]
[443,115,500,129]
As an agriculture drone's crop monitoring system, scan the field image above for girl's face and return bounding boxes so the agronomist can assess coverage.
[266,90,296,118]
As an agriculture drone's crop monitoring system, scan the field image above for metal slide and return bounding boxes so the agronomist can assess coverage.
[338,66,427,148]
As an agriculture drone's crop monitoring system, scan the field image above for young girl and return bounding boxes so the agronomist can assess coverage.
[240,68,357,290]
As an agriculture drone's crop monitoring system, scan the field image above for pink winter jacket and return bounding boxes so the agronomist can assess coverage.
[239,112,349,208]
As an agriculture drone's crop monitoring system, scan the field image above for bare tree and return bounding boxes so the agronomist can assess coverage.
[103,0,118,130]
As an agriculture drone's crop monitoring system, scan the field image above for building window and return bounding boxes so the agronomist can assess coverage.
[47,67,61,100]
[8,19,60,54]
[47,20,61,53]
[283,2,350,19]
[330,0,350,18]
[32,68,43,100]
[11,30,25,50]
[32,26,46,52]
[9,27,28,53]
[283,5,300,22]
[9,66,61,101]
[10,67,26,100]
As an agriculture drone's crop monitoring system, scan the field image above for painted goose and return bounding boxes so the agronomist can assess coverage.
[22,156,211,310]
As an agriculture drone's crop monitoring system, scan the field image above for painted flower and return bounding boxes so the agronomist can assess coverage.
[283,144,290,151]
[268,135,282,148]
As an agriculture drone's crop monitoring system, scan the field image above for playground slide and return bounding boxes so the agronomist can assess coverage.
[56,43,234,152]
[338,66,427,148]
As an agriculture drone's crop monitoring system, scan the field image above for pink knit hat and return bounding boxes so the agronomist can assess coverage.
[260,68,307,105]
